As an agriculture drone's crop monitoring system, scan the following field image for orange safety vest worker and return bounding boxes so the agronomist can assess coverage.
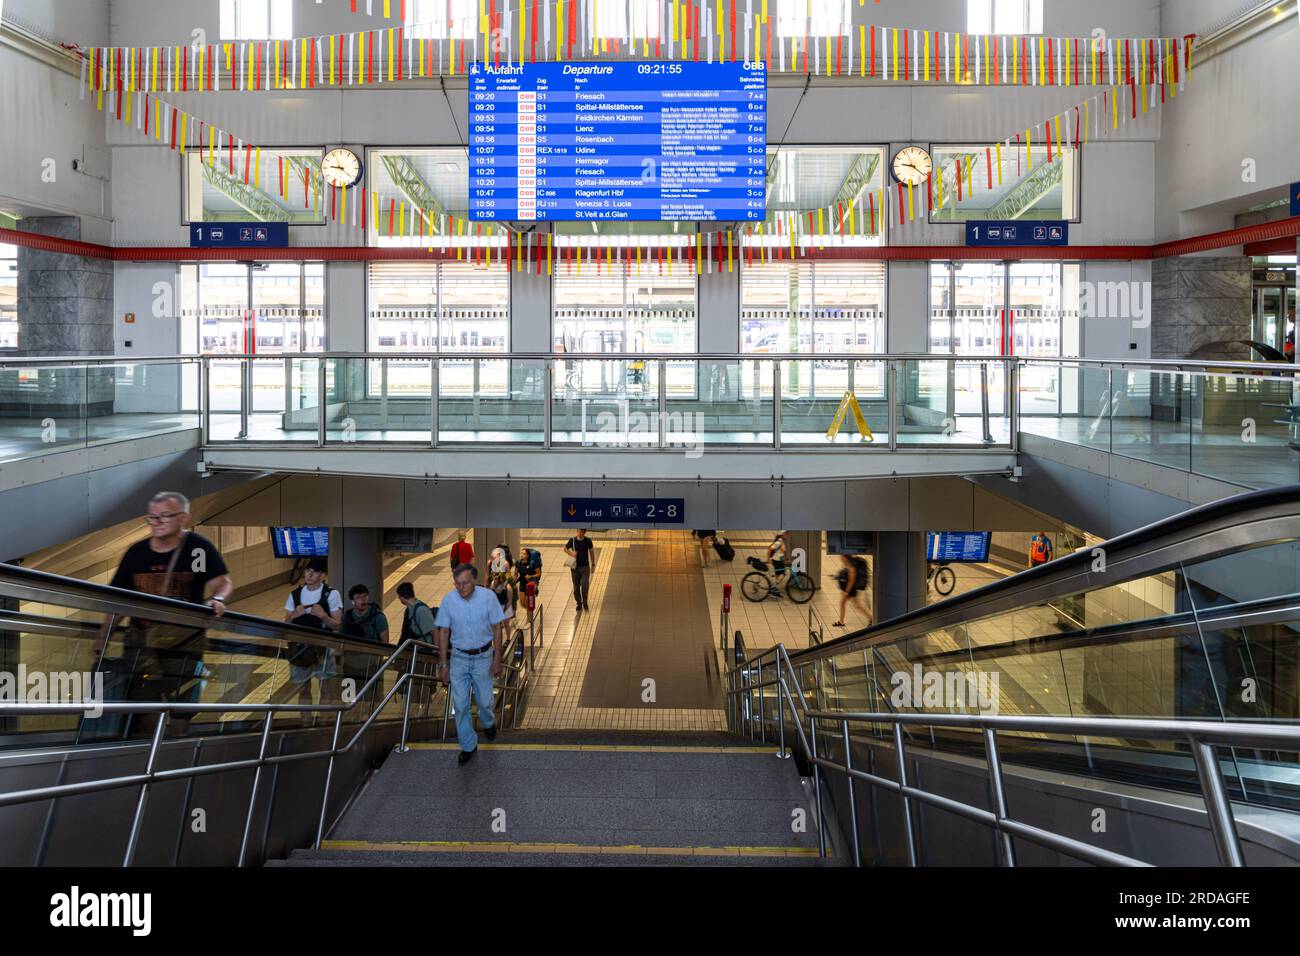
[1029,536,1052,565]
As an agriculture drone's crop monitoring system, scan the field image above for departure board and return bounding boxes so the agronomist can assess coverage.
[926,532,992,564]
[271,527,330,559]
[468,61,767,222]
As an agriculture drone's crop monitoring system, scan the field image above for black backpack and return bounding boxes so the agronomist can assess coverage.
[289,584,333,667]
[343,606,384,644]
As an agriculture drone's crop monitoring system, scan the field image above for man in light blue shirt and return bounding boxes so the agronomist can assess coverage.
[435,563,508,764]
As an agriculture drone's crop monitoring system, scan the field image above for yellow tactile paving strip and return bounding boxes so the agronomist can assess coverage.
[408,742,777,753]
[321,839,824,859]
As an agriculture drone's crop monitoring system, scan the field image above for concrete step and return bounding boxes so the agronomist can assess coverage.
[328,735,819,854]
[281,844,830,867]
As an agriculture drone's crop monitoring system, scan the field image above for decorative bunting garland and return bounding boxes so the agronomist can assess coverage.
[78,14,1195,85]
[85,20,1195,268]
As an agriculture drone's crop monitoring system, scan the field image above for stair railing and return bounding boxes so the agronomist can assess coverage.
[726,642,1300,868]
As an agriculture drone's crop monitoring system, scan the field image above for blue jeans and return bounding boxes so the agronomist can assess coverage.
[450,647,495,752]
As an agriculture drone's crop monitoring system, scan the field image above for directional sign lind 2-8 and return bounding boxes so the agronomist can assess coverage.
[562,498,685,524]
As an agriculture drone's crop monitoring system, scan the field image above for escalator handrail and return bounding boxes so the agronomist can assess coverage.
[0,560,400,657]
[733,484,1300,673]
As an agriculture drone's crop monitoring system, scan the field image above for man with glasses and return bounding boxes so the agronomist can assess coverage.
[97,492,233,737]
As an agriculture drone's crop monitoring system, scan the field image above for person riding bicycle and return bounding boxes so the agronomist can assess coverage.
[767,532,789,579]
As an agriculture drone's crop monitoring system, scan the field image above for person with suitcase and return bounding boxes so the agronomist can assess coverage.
[712,534,736,562]
[694,530,716,566]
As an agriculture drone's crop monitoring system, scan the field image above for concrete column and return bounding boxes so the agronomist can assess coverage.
[328,527,384,600]
[871,531,929,623]
[473,528,521,574]
[786,531,822,581]
[698,263,740,353]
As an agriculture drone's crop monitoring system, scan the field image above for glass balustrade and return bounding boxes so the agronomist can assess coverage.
[0,359,200,463]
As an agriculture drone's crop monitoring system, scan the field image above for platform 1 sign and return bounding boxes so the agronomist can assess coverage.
[965,220,1068,247]
[562,497,684,524]
[190,222,289,248]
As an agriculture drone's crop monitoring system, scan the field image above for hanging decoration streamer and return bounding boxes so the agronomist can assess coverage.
[78,13,1195,83]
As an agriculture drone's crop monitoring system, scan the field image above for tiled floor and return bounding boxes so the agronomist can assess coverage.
[228,528,1020,734]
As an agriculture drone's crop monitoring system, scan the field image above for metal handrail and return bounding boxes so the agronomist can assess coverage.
[726,643,1300,867]
[0,635,443,864]
[5,351,1296,375]
[735,484,1300,674]
[0,560,539,865]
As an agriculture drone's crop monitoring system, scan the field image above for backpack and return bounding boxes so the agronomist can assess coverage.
[401,600,436,644]
[343,606,383,644]
[289,584,334,667]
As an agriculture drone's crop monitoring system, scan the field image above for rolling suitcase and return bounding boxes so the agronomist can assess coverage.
[713,536,736,561]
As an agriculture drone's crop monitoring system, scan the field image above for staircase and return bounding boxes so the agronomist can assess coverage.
[271,732,829,867]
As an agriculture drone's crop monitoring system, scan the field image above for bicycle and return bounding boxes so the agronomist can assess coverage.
[741,557,815,605]
[928,562,956,596]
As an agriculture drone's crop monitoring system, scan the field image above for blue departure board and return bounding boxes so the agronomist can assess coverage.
[469,61,767,222]
[926,532,991,564]
[271,527,330,559]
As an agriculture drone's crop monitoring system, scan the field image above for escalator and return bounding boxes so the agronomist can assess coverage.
[727,486,1300,866]
[0,565,535,866]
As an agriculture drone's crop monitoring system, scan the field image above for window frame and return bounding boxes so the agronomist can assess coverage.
[550,253,699,356]
[405,0,477,41]
[926,140,1083,227]
[182,261,328,355]
[0,243,17,351]
[739,259,889,357]
[926,259,1081,357]
[966,0,1044,36]
[182,147,328,228]
[219,0,293,42]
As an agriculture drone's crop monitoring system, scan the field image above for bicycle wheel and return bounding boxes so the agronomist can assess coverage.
[933,566,956,596]
[741,572,771,603]
[785,572,815,605]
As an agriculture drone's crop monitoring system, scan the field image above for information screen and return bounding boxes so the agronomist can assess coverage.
[926,532,992,564]
[271,527,330,559]
[469,61,767,222]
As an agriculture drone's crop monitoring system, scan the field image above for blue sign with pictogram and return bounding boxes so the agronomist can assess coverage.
[190,222,289,248]
[1291,182,1300,218]
[562,498,685,524]
[966,220,1068,247]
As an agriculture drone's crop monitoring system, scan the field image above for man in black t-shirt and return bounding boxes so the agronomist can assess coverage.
[98,492,233,736]
[564,529,596,612]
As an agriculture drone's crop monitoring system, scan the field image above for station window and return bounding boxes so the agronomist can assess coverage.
[929,142,1078,224]
[553,257,697,355]
[967,0,1042,35]
[179,262,326,354]
[219,0,293,41]
[367,262,509,396]
[406,0,476,40]
[749,146,889,252]
[742,261,886,397]
[366,148,480,249]
[776,0,852,39]
[184,149,326,226]
[593,0,664,38]
[928,262,1079,357]
[0,244,16,350]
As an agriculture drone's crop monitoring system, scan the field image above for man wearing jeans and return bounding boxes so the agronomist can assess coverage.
[435,563,507,765]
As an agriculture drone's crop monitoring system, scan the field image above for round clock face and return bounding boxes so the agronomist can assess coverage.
[322,147,362,188]
[892,146,933,186]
